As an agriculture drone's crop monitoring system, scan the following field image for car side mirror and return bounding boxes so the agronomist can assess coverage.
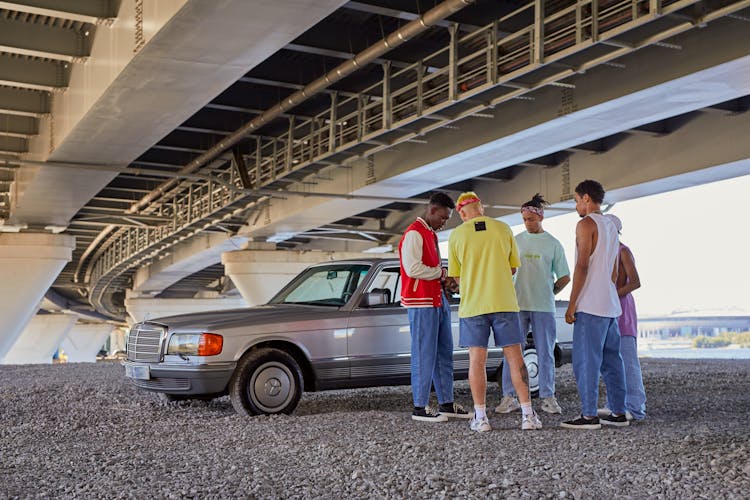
[361,290,389,307]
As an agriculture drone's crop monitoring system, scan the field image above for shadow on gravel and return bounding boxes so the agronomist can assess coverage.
[294,382,479,416]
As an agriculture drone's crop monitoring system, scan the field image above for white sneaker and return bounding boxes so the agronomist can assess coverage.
[494,396,521,414]
[521,411,543,430]
[598,408,635,421]
[470,416,492,432]
[540,397,562,414]
[597,407,612,417]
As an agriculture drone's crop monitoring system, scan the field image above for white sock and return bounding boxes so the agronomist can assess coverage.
[521,402,533,417]
[474,405,487,420]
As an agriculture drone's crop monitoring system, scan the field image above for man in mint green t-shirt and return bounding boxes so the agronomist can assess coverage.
[496,194,570,416]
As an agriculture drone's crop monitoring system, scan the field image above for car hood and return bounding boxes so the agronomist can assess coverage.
[145,304,340,332]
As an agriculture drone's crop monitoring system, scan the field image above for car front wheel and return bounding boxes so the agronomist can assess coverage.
[229,347,303,416]
[498,345,540,398]
[522,346,539,398]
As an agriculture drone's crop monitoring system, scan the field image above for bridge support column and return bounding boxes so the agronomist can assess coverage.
[60,323,115,363]
[0,233,75,363]
[222,248,396,306]
[110,327,127,355]
[124,292,247,323]
[3,313,78,365]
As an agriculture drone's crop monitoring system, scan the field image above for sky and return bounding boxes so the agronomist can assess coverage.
[514,174,750,316]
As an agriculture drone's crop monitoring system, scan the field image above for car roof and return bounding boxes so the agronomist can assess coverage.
[308,257,399,266]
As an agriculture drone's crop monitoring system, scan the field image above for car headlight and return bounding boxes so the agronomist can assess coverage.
[167,333,223,356]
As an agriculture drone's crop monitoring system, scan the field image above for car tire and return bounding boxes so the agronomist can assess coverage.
[229,347,303,416]
[156,392,187,403]
[498,345,540,398]
[157,393,217,403]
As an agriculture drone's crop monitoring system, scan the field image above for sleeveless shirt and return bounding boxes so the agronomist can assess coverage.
[576,213,622,318]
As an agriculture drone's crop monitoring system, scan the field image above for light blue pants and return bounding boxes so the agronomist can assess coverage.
[501,311,556,398]
[572,312,627,417]
[606,335,647,419]
[407,296,454,408]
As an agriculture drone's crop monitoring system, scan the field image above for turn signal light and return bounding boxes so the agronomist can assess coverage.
[198,333,223,356]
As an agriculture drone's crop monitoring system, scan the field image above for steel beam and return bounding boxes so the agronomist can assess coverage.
[284,42,419,71]
[0,0,117,23]
[150,144,207,154]
[0,86,49,115]
[176,125,231,136]
[0,136,27,153]
[0,113,37,137]
[204,103,314,121]
[0,53,71,91]
[0,16,94,62]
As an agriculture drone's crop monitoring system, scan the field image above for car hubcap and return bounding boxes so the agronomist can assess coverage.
[524,347,539,393]
[250,361,294,412]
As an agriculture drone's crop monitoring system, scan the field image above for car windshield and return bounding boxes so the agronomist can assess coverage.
[269,263,371,306]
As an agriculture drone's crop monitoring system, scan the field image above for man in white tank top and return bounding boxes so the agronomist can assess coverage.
[561,180,629,430]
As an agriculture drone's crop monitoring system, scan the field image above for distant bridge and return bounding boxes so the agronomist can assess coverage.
[638,314,750,338]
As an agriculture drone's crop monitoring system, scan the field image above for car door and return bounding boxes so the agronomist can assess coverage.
[346,264,412,386]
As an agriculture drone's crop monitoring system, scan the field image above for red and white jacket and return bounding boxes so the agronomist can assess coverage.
[399,218,444,308]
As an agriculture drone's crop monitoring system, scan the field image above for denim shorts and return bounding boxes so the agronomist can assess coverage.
[459,312,524,348]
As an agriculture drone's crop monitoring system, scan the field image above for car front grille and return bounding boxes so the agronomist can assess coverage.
[127,323,166,362]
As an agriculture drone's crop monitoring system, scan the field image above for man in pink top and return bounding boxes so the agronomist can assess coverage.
[601,215,646,421]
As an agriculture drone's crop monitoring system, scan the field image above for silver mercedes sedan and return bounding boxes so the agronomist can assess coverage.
[124,258,572,416]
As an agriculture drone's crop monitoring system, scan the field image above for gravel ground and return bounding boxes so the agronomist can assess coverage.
[1,359,748,499]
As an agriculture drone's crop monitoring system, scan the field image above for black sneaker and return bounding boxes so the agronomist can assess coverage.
[412,406,448,422]
[600,413,630,427]
[560,415,601,430]
[438,402,473,419]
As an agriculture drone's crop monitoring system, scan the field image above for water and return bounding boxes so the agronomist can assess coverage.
[638,347,750,360]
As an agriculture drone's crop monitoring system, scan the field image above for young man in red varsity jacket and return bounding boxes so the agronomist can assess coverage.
[399,192,470,422]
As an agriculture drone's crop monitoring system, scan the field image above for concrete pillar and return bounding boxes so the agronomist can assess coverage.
[110,327,127,355]
[222,248,397,306]
[3,313,78,364]
[60,323,115,363]
[124,292,247,323]
[0,233,75,362]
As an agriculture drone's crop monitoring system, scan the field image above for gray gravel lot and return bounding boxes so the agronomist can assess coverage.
[1,358,748,499]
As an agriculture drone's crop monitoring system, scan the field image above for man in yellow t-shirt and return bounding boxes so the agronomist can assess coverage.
[448,192,542,433]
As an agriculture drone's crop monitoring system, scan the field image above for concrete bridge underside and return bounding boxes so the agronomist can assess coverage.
[0,0,748,363]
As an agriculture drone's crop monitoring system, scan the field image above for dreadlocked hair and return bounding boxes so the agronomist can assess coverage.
[522,193,549,209]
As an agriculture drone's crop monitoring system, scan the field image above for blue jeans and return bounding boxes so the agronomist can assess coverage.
[502,311,556,398]
[572,312,627,417]
[606,335,647,419]
[407,296,454,408]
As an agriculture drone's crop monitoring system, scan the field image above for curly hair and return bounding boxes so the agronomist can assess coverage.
[574,180,605,204]
[429,191,455,210]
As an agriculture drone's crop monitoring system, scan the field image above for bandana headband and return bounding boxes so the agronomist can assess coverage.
[521,206,544,216]
[456,197,481,211]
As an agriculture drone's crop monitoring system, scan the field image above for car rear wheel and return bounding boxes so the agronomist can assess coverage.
[498,345,540,398]
[229,347,303,416]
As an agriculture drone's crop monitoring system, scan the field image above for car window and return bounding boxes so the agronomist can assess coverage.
[271,264,371,306]
[364,267,400,307]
